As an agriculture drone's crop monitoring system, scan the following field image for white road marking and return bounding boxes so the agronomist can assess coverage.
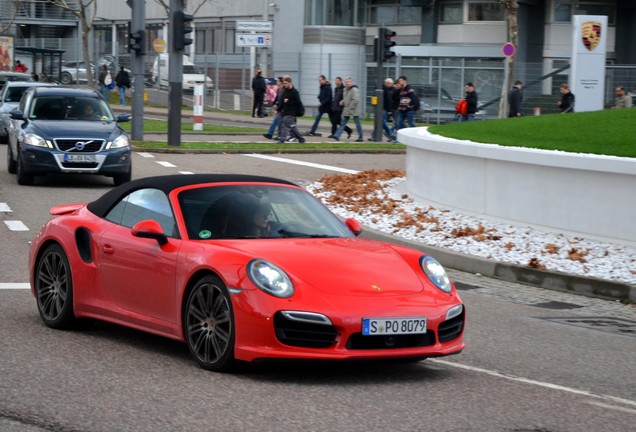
[0,283,30,290]
[0,203,12,212]
[137,152,155,158]
[431,359,636,409]
[179,171,194,175]
[4,220,29,231]
[156,161,177,168]
[586,401,636,415]
[244,154,360,174]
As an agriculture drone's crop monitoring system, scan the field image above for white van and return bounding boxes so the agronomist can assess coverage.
[152,54,213,92]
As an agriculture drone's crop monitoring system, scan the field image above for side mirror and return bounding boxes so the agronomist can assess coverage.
[9,111,25,120]
[132,220,168,245]
[345,218,362,236]
[117,113,131,123]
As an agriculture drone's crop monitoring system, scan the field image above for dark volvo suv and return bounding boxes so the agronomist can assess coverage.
[6,87,131,185]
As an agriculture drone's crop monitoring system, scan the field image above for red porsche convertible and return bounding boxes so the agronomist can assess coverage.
[30,174,465,371]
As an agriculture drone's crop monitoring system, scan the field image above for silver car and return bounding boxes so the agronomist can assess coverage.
[60,61,96,85]
[0,81,57,143]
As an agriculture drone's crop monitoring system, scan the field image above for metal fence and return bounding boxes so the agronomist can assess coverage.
[184,53,636,120]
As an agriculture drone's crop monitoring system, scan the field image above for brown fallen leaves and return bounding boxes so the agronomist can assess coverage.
[313,170,598,271]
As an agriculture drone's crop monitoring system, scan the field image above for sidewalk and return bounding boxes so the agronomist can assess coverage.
[112,104,636,303]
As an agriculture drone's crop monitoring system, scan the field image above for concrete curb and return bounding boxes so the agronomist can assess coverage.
[360,227,636,303]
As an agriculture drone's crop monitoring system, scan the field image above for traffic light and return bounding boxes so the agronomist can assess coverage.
[128,22,145,55]
[173,11,194,51]
[380,27,397,61]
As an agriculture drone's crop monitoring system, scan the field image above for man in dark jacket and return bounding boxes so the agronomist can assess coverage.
[508,80,524,117]
[460,82,478,122]
[557,83,575,113]
[382,77,398,142]
[251,69,266,117]
[307,75,332,136]
[329,77,351,138]
[395,76,418,129]
[277,77,305,143]
[115,66,131,107]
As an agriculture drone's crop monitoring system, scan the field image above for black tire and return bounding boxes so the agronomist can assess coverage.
[7,143,17,174]
[60,72,73,85]
[183,275,236,372]
[35,243,76,329]
[113,170,132,186]
[16,151,34,185]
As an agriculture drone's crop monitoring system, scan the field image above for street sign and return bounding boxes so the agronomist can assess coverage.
[237,21,272,32]
[503,42,516,57]
[236,34,272,47]
[153,39,166,53]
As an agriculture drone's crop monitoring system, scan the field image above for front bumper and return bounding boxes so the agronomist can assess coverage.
[19,144,131,176]
[230,290,466,363]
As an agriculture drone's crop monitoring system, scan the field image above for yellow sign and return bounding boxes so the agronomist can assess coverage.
[153,39,166,54]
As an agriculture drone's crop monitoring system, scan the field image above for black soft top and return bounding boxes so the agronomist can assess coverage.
[87,174,297,218]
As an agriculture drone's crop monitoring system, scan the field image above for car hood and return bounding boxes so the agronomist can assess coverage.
[0,102,19,114]
[29,120,123,139]
[219,238,430,297]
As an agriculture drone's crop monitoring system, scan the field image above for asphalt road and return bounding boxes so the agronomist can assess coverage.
[1,146,635,432]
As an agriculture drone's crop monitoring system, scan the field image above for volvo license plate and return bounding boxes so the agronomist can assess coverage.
[362,317,427,336]
[64,154,96,163]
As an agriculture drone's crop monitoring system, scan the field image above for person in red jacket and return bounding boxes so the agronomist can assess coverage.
[15,60,27,73]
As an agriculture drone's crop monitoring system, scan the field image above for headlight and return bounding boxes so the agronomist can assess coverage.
[24,133,51,148]
[247,259,294,298]
[109,134,130,149]
[420,256,452,293]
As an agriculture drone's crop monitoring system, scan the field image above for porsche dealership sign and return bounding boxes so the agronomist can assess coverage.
[570,15,608,112]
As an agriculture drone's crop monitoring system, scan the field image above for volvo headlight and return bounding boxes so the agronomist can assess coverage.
[110,134,130,149]
[24,134,51,148]
[420,256,452,293]
[247,259,294,298]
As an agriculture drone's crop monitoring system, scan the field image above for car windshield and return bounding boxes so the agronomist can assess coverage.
[4,86,28,103]
[29,96,114,121]
[183,65,201,74]
[178,185,353,240]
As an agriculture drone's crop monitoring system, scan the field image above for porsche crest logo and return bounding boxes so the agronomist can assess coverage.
[371,285,382,291]
[581,21,602,51]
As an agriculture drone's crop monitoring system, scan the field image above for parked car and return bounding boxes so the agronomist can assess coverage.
[59,61,96,85]
[413,84,487,123]
[0,81,57,143]
[28,174,466,372]
[0,71,33,91]
[6,86,131,185]
[152,53,213,92]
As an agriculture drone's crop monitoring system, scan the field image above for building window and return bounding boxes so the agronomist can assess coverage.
[554,2,572,22]
[367,0,422,25]
[440,1,463,23]
[305,0,365,26]
[577,1,616,25]
[468,1,505,21]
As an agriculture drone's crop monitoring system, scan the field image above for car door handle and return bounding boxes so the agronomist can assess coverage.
[102,244,114,255]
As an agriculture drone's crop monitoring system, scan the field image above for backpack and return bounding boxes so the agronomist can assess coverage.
[412,93,420,111]
[297,98,305,117]
[456,99,468,116]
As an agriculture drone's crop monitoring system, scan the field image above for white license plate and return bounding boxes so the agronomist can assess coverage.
[362,317,427,336]
[64,154,96,163]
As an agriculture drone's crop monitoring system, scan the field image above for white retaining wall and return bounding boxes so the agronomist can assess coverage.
[398,127,636,246]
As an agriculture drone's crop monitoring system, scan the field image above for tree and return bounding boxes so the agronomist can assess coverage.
[498,0,519,118]
[153,0,221,18]
[47,0,97,86]
[0,1,20,36]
